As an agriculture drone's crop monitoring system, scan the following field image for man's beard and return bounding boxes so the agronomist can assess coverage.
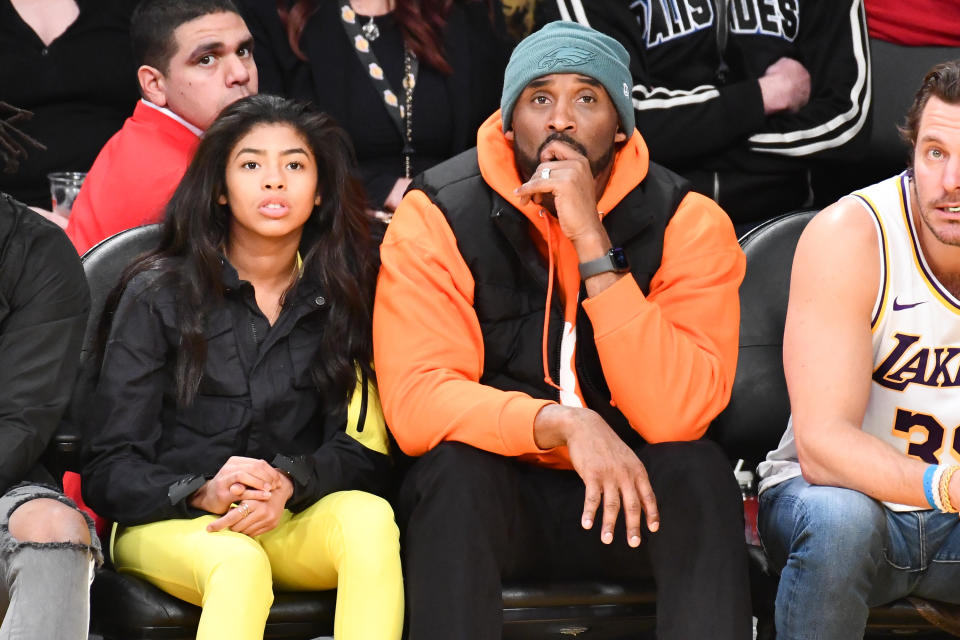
[914,179,960,247]
[514,132,615,181]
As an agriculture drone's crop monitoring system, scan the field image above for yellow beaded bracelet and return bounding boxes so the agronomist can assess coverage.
[939,465,960,514]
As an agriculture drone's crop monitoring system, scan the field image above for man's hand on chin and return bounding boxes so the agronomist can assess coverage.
[514,140,608,256]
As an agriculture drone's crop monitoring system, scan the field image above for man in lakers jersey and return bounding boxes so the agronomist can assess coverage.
[758,60,960,639]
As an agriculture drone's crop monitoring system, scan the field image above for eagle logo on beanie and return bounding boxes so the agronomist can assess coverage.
[537,46,596,70]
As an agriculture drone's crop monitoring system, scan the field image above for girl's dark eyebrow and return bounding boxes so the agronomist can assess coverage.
[233,147,309,159]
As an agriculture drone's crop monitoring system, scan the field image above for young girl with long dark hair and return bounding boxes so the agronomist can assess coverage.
[81,94,403,639]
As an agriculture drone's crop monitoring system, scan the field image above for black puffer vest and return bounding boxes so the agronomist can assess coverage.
[413,148,690,447]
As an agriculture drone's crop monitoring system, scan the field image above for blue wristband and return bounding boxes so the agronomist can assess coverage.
[923,464,938,510]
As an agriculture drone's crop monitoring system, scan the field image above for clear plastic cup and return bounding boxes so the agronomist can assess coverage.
[48,171,86,219]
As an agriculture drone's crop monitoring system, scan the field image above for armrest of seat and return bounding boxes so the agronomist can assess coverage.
[43,430,82,478]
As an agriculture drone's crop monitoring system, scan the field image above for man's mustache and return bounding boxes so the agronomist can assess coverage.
[932,194,960,208]
[537,132,588,159]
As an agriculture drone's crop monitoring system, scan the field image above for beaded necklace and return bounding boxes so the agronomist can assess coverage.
[339,2,418,178]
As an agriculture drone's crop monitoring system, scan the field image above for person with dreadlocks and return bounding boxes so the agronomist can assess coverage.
[0,101,44,176]
[0,104,101,639]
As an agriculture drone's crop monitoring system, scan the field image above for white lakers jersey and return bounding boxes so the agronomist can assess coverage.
[759,172,960,511]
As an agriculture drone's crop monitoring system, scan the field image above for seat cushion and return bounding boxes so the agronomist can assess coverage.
[502,580,657,639]
[91,569,659,639]
[90,569,335,640]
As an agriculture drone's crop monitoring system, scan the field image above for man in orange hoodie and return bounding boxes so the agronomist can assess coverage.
[374,21,750,639]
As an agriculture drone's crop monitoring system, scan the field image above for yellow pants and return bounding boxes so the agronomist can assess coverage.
[112,490,403,640]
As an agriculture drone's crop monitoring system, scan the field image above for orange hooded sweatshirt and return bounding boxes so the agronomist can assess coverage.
[373,111,745,469]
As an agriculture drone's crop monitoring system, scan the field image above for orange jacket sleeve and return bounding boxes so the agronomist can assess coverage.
[582,191,745,443]
[373,190,553,458]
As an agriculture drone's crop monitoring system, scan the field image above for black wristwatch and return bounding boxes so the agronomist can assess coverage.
[578,247,630,279]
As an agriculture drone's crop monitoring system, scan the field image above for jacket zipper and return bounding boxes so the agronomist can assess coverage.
[356,369,368,432]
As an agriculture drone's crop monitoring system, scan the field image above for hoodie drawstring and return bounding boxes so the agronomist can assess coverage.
[540,211,562,392]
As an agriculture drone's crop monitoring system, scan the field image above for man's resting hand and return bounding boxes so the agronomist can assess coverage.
[534,404,659,547]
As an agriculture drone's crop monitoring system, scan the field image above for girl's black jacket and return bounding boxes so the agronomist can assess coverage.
[81,260,391,525]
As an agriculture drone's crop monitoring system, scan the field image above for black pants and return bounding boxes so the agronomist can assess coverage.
[397,440,752,639]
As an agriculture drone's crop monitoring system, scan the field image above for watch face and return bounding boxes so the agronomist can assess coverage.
[611,248,630,271]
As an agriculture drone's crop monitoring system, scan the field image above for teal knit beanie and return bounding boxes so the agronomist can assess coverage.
[500,21,634,134]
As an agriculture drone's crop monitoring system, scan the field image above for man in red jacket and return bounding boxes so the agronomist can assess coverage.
[66,0,257,255]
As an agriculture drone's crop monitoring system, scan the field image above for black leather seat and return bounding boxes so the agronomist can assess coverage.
[91,570,336,639]
[711,210,956,639]
[44,225,172,478]
[91,571,659,639]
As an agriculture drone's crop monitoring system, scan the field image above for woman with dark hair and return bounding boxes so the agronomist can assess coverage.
[81,94,403,640]
[238,0,511,221]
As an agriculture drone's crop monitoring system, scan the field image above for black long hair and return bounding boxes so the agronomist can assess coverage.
[103,94,375,408]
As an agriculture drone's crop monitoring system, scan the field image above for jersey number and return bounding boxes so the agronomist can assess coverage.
[892,408,956,464]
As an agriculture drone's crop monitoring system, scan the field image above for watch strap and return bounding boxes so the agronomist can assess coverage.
[579,248,629,279]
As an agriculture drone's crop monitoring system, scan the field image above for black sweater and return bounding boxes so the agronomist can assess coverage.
[0,0,140,208]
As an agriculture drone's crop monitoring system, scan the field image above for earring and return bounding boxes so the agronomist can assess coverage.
[217,194,227,205]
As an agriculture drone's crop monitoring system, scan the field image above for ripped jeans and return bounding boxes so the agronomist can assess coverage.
[0,483,102,639]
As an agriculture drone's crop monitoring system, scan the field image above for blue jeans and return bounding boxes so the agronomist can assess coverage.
[759,475,960,640]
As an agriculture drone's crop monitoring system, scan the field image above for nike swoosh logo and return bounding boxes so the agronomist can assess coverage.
[893,297,927,311]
